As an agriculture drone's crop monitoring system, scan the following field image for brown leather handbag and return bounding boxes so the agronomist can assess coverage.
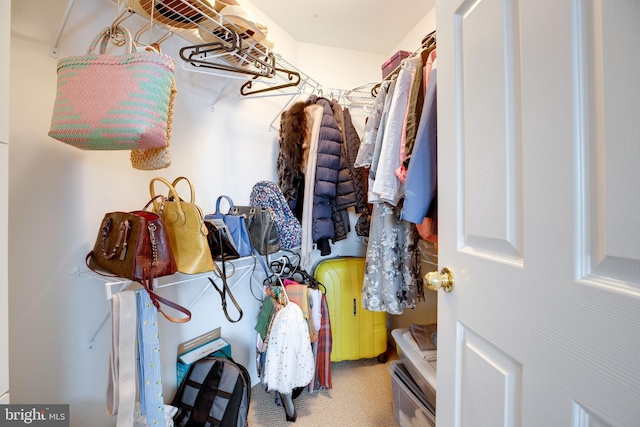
[86,197,192,323]
[86,202,177,282]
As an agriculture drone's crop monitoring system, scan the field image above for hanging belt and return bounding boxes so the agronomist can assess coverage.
[106,290,137,427]
[136,289,166,426]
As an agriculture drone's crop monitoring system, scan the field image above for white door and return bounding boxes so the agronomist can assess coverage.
[435,0,640,425]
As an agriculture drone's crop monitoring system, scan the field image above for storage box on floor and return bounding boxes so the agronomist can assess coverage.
[389,328,437,427]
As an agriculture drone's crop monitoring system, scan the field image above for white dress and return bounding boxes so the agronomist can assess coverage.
[262,302,315,394]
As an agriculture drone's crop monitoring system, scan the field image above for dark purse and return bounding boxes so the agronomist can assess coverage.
[233,206,280,255]
[205,196,253,257]
[205,220,240,261]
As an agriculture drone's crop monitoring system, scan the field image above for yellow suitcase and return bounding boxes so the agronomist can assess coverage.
[313,257,388,362]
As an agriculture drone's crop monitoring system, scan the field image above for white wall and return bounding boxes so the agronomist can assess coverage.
[8,1,394,426]
[389,8,437,57]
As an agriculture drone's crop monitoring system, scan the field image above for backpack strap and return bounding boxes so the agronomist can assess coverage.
[170,360,196,426]
[187,359,225,426]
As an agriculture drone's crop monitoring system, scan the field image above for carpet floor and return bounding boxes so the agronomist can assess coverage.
[247,349,399,427]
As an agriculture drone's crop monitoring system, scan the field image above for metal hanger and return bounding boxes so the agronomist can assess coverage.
[109,7,134,47]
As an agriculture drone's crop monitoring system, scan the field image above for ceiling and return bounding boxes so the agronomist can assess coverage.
[247,0,435,55]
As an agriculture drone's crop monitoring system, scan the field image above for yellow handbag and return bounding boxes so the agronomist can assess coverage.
[149,176,216,274]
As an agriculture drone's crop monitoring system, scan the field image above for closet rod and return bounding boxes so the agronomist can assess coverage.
[372,30,437,94]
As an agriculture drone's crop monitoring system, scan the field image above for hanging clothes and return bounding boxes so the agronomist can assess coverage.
[342,108,369,214]
[358,40,438,314]
[397,46,437,182]
[313,293,332,391]
[312,97,343,255]
[136,290,165,427]
[284,279,317,343]
[366,80,396,192]
[361,202,420,314]
[330,100,357,243]
[355,79,393,169]
[370,55,422,206]
[262,301,315,394]
[301,104,324,268]
[277,102,308,213]
[403,55,439,243]
[277,95,366,260]
[402,69,438,227]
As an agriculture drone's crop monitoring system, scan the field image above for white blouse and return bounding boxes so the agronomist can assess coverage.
[370,55,422,206]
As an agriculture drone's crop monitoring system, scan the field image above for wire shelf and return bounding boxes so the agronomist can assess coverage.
[52,0,377,110]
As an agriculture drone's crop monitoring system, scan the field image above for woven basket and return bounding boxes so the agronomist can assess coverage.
[131,46,177,171]
[48,26,174,150]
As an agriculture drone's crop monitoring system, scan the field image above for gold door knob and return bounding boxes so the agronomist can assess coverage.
[425,267,455,293]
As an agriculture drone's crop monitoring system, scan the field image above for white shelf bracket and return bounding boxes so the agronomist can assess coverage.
[211,78,232,111]
[77,252,279,350]
[50,0,78,58]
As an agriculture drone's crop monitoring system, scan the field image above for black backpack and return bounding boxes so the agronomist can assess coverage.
[172,356,251,427]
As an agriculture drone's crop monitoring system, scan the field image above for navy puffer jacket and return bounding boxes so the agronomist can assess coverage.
[312,98,342,251]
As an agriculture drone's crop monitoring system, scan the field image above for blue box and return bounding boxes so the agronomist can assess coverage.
[176,328,232,386]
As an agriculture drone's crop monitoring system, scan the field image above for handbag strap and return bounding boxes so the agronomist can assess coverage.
[106,290,137,427]
[171,176,196,204]
[215,195,235,214]
[208,230,242,322]
[86,255,191,323]
[149,177,184,218]
[254,248,270,278]
[100,217,131,260]
[84,216,132,276]
[142,194,166,213]
[252,218,274,277]
[86,251,120,278]
[208,276,243,323]
[142,267,192,323]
